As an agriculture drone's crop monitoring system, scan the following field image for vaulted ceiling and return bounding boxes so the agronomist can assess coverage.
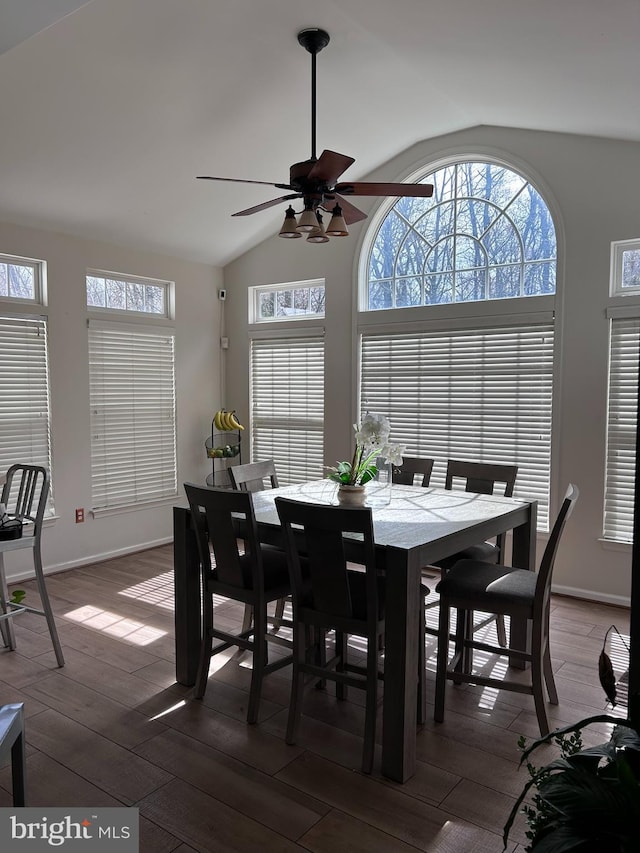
[1,0,638,267]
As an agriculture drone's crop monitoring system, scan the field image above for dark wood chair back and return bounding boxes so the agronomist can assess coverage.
[392,456,434,488]
[275,498,379,632]
[534,484,579,617]
[229,459,279,492]
[445,459,518,497]
[183,482,292,716]
[184,483,262,592]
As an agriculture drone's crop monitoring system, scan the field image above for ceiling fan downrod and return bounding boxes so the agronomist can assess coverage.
[297,28,330,162]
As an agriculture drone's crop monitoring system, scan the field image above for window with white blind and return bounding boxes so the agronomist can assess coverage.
[250,335,324,485]
[360,321,554,528]
[0,315,53,502]
[88,321,177,511]
[603,314,640,542]
[358,156,558,530]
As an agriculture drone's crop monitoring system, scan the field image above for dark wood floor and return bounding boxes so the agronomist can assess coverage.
[0,544,630,852]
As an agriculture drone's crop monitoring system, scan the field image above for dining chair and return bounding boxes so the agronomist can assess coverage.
[392,456,434,488]
[0,703,26,806]
[431,459,519,648]
[440,459,519,569]
[0,464,65,667]
[184,483,293,722]
[275,497,428,774]
[228,459,287,633]
[434,484,578,736]
[229,459,279,492]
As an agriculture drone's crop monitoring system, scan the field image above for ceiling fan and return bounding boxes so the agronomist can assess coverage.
[197,28,434,240]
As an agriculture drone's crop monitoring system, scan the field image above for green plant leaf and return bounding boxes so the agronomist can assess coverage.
[518,715,631,767]
[611,725,640,752]
[9,589,26,604]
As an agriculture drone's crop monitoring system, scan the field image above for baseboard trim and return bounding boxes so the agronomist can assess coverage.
[552,582,630,609]
[5,537,174,583]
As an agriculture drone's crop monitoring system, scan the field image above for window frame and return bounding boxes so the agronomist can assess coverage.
[610,239,640,298]
[0,252,54,513]
[359,155,558,313]
[356,153,561,533]
[248,279,325,324]
[358,312,555,529]
[248,326,325,485]
[86,269,174,320]
[87,268,177,515]
[603,305,640,543]
[0,253,45,306]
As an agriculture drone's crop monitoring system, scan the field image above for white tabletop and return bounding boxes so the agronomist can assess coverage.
[250,479,532,552]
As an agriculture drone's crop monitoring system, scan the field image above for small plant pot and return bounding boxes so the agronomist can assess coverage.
[337,484,366,507]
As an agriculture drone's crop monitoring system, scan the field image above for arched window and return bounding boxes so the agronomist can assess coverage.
[359,158,558,528]
[366,161,556,310]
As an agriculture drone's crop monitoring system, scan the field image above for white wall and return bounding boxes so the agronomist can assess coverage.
[0,220,221,580]
[223,125,640,607]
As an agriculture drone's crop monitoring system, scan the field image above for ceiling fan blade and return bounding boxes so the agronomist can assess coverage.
[307,150,355,184]
[231,194,301,217]
[335,181,434,198]
[197,175,293,191]
[321,194,368,225]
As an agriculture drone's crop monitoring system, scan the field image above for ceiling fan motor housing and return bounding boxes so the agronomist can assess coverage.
[297,28,330,54]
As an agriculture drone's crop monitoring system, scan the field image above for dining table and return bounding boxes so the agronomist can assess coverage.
[172,478,537,783]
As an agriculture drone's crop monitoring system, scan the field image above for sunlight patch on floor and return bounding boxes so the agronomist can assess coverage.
[65,604,167,645]
[149,700,187,721]
[118,572,174,610]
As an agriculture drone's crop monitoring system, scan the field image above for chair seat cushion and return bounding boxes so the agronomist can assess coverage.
[434,541,499,573]
[435,559,536,613]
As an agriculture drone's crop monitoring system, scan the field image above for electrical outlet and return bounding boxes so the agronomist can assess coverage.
[75,508,84,523]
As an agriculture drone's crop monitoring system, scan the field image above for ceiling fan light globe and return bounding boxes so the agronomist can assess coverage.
[326,205,349,236]
[297,208,319,232]
[279,206,302,238]
[306,231,330,243]
[306,211,329,242]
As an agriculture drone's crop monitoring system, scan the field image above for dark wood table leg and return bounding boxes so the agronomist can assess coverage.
[173,506,202,686]
[381,547,421,782]
[509,501,538,668]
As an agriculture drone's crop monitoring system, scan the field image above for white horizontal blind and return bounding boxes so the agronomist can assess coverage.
[0,316,53,504]
[604,317,640,542]
[360,322,554,528]
[250,336,324,484]
[89,324,177,509]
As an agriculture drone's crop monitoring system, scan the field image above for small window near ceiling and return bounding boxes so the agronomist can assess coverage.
[610,239,640,297]
[0,254,42,303]
[86,271,170,317]
[249,280,325,323]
